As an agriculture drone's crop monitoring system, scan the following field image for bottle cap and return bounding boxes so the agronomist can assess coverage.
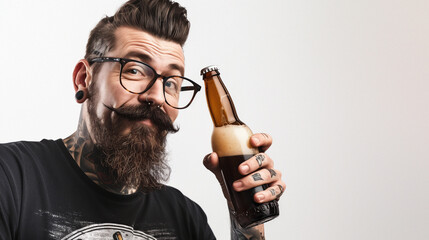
[200,65,219,75]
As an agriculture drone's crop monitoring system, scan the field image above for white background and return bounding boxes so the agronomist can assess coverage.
[1,0,428,239]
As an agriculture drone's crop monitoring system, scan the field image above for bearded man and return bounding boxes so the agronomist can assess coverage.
[0,0,285,239]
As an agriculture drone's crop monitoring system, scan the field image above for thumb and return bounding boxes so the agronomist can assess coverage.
[203,152,220,174]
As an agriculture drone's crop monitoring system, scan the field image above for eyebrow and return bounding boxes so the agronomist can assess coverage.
[124,52,185,76]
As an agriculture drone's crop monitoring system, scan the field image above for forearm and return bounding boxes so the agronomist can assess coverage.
[230,212,265,240]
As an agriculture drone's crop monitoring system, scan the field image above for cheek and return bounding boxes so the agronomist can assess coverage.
[92,76,129,119]
[165,107,179,122]
[96,72,128,106]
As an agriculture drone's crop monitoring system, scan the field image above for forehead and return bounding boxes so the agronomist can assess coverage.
[110,26,185,72]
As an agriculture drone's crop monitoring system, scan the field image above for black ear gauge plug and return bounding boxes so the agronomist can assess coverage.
[75,90,85,101]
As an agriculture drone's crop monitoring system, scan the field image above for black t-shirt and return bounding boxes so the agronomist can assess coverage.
[0,139,216,239]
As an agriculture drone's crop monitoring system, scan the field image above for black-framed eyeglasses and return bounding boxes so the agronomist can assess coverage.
[89,57,201,109]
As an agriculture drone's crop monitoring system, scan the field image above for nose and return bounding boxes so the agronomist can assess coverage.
[138,77,165,107]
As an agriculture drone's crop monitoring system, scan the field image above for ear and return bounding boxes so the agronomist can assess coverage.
[72,59,92,103]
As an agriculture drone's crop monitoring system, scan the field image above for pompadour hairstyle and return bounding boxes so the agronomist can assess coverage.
[85,0,190,60]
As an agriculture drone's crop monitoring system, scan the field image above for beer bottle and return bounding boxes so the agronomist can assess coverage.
[201,65,279,228]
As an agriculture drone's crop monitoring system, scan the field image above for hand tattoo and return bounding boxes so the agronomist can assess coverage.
[277,184,285,199]
[270,189,276,196]
[255,154,265,167]
[252,173,263,181]
[278,184,284,193]
[268,169,276,178]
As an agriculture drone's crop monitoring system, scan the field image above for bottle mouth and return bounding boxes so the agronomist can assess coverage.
[200,65,219,75]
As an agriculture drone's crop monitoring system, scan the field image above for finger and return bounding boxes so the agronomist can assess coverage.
[233,168,282,192]
[203,152,232,202]
[250,133,272,152]
[254,181,286,203]
[203,152,220,174]
[238,153,273,175]
[203,152,224,184]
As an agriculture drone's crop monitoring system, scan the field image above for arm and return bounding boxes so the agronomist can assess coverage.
[204,133,285,239]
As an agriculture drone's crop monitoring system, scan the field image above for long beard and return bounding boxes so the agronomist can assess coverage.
[87,97,179,191]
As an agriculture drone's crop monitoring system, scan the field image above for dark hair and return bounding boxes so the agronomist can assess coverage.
[85,0,190,60]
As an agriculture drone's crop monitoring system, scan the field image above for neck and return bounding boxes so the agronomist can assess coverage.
[63,115,138,195]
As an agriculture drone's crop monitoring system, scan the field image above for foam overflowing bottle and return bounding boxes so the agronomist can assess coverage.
[201,65,279,228]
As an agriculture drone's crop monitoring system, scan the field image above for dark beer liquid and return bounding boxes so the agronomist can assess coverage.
[219,154,279,228]
[202,66,279,228]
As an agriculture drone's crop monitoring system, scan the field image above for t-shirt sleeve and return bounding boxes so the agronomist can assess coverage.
[183,196,216,240]
[0,146,21,240]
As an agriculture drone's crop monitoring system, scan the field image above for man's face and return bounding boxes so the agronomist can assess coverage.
[83,27,185,189]
[89,26,185,135]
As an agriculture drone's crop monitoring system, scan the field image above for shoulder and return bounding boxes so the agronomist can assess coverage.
[154,185,202,209]
[156,185,187,197]
[148,185,216,239]
[148,185,208,219]
[0,139,63,180]
[0,140,45,165]
[0,139,58,158]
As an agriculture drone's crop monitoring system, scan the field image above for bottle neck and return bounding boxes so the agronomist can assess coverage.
[203,70,244,127]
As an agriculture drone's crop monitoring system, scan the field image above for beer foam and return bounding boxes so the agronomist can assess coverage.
[212,125,259,157]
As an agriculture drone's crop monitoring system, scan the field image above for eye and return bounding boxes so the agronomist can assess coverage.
[128,69,139,75]
[124,66,145,76]
[122,62,151,81]
[165,79,178,90]
[164,78,181,94]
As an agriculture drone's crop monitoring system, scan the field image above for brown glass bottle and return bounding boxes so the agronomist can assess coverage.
[201,65,279,228]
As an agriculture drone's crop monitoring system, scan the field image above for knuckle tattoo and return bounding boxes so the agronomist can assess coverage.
[255,154,265,167]
[270,189,276,196]
[276,184,284,199]
[268,169,276,178]
[278,184,284,193]
[252,173,264,181]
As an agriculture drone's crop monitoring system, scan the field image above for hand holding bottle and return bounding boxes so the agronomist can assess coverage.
[203,133,285,204]
[201,66,285,228]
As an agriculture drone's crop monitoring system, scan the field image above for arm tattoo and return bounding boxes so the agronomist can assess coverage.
[230,212,266,240]
[252,173,264,181]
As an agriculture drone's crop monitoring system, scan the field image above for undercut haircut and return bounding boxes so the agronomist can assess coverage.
[85,0,190,61]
